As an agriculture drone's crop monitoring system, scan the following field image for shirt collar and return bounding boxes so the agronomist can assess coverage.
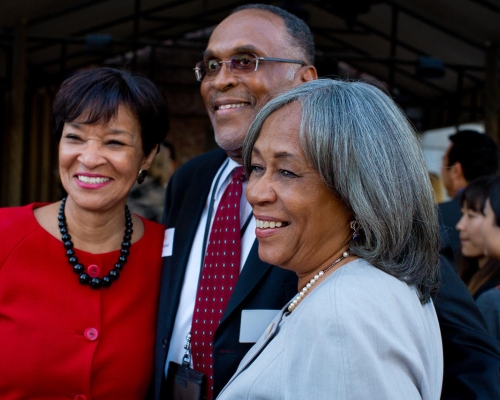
[214,158,244,200]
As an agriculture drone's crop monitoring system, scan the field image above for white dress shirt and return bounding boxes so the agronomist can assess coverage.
[164,158,255,377]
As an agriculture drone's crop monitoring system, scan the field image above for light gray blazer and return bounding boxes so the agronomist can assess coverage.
[217,259,443,400]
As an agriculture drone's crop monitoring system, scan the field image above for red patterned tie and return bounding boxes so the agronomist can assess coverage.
[191,166,245,399]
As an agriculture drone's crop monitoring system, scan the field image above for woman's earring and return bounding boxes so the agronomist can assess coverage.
[350,220,360,242]
[137,169,148,184]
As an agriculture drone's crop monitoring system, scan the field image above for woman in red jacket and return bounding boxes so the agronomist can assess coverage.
[0,67,169,399]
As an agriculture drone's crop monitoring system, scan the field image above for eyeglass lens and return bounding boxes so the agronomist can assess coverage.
[196,54,258,81]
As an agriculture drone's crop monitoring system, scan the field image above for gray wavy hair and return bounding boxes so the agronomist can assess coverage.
[243,79,440,304]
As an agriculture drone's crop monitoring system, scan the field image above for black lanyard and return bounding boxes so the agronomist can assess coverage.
[199,160,253,273]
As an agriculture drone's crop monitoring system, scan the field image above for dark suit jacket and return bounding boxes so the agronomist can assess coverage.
[436,253,500,398]
[153,149,500,400]
[153,149,297,399]
[438,195,462,263]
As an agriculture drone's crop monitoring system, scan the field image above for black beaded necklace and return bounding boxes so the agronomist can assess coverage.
[58,197,133,289]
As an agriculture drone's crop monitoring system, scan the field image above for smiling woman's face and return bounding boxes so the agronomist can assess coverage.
[456,206,486,259]
[58,104,156,213]
[246,102,352,275]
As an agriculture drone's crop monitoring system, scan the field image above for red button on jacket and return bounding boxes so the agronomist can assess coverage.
[87,264,100,278]
[84,328,98,341]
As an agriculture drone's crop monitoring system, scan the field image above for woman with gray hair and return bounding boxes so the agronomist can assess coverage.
[216,79,443,399]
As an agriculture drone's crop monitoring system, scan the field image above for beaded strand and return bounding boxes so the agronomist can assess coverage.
[288,251,349,312]
[58,197,133,289]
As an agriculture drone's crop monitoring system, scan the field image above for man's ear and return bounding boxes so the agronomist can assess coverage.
[451,162,468,191]
[300,65,318,82]
[452,162,463,180]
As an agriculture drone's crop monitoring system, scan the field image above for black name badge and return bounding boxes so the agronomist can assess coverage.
[164,361,206,400]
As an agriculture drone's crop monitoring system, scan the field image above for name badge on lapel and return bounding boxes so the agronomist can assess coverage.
[239,309,280,343]
[162,228,175,257]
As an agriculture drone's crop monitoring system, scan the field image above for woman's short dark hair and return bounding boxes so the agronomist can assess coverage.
[460,175,496,213]
[53,67,169,155]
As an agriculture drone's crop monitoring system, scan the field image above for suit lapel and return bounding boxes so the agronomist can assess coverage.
[159,150,227,343]
[156,150,228,398]
[168,157,225,273]
[220,240,272,326]
[220,306,286,393]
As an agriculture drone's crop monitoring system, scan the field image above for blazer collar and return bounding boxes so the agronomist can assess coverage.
[168,149,228,268]
[159,150,228,340]
[220,240,273,326]
[219,304,289,395]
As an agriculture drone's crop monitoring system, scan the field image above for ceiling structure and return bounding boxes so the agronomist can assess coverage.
[1,0,500,207]
[0,0,498,100]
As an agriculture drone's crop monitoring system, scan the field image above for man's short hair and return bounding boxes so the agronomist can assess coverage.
[231,4,315,65]
[447,130,499,182]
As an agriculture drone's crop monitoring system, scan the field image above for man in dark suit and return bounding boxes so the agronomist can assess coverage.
[439,130,499,262]
[154,4,500,400]
[154,5,316,400]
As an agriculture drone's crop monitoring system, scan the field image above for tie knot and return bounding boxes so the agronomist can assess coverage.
[232,166,245,182]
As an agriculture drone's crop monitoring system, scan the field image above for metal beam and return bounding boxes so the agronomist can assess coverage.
[332,54,482,71]
[121,1,241,41]
[34,1,241,70]
[132,0,142,68]
[28,0,113,27]
[310,1,482,85]
[27,0,198,53]
[312,27,451,96]
[484,43,499,145]
[383,0,484,51]
[467,0,500,15]
[389,4,398,88]
[34,36,203,69]
[452,68,465,127]
[4,21,27,206]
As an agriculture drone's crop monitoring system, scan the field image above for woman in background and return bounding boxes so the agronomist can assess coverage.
[0,67,169,399]
[456,175,500,298]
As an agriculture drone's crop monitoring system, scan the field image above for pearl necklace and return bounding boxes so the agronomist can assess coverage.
[288,251,349,312]
[58,197,133,289]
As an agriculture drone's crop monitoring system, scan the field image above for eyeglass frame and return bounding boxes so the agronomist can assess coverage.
[193,53,306,82]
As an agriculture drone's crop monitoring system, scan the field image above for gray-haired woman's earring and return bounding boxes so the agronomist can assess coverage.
[350,220,360,242]
[137,169,148,184]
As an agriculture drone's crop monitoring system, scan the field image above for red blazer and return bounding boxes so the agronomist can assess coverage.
[0,203,164,399]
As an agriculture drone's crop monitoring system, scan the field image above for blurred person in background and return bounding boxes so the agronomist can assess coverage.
[456,175,500,298]
[0,67,169,399]
[439,130,499,262]
[128,141,178,222]
[477,176,500,341]
[429,171,445,203]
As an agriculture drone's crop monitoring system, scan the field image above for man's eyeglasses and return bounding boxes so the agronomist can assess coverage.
[194,53,305,82]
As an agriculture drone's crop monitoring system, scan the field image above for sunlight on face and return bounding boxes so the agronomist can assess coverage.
[246,102,352,275]
[59,105,154,212]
